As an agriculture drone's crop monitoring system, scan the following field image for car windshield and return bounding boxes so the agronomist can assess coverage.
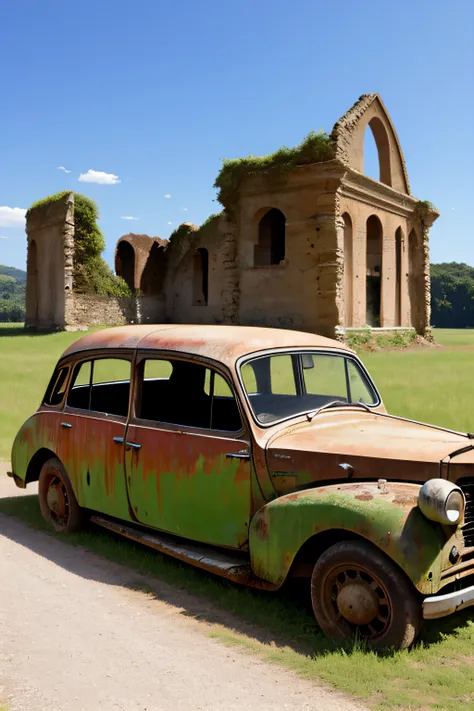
[240,351,378,425]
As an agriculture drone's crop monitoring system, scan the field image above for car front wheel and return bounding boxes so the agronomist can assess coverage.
[311,540,422,649]
[38,457,85,533]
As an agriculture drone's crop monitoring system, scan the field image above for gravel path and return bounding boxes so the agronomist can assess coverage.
[0,470,366,711]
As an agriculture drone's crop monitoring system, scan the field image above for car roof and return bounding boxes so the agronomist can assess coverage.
[61,324,353,367]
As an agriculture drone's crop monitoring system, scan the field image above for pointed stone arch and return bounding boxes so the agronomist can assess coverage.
[331,94,410,194]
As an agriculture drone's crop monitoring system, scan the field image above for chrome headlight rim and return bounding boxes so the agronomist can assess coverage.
[418,479,465,526]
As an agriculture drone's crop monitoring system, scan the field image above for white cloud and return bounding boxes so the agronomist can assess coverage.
[79,170,121,185]
[57,166,72,173]
[0,206,27,227]
[120,215,139,220]
[183,207,188,211]
[167,221,173,225]
[0,235,8,239]
[164,194,172,199]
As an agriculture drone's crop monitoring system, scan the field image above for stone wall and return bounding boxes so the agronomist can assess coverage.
[25,192,74,329]
[64,293,165,328]
[163,218,240,326]
[235,163,345,336]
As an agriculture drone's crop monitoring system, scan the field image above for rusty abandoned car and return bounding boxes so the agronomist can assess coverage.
[9,324,474,648]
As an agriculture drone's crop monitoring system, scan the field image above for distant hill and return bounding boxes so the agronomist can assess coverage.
[0,264,26,283]
[0,265,27,322]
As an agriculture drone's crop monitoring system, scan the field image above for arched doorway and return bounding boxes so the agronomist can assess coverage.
[366,215,383,327]
[395,227,403,326]
[115,241,136,291]
[193,248,209,306]
[254,209,286,266]
[342,213,353,327]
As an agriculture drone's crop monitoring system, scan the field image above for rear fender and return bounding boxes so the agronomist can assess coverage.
[11,413,58,484]
[249,481,445,594]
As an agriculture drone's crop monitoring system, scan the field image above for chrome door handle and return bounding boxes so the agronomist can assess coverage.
[125,441,142,450]
[226,449,250,460]
[113,436,124,444]
[61,422,72,429]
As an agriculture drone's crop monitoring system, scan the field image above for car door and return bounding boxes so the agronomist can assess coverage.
[125,353,252,549]
[57,353,133,520]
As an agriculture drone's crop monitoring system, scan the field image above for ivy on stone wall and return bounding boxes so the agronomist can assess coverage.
[214,130,336,213]
[27,191,132,297]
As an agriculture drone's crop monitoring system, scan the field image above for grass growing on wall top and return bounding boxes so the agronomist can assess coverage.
[214,130,335,213]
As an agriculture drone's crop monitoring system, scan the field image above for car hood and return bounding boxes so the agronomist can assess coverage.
[266,409,474,493]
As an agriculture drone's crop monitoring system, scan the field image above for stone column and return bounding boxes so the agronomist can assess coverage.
[351,215,366,327]
[411,204,439,337]
[381,224,396,327]
[313,213,344,338]
[400,227,410,327]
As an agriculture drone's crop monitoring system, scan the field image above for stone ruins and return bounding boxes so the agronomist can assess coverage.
[25,94,439,338]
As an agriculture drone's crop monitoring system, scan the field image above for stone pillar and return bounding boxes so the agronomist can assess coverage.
[25,192,74,330]
[400,228,410,327]
[381,225,396,327]
[351,215,366,327]
[314,213,344,338]
[220,218,240,324]
[408,205,439,337]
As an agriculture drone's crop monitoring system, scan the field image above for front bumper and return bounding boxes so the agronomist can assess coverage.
[423,583,474,619]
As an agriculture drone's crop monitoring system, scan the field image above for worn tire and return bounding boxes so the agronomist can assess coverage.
[38,457,85,533]
[311,540,422,650]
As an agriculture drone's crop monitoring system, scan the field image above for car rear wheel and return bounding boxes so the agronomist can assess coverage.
[38,457,85,533]
[311,540,422,649]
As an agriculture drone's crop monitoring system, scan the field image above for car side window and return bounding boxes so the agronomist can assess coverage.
[43,366,70,406]
[139,358,242,431]
[67,358,131,417]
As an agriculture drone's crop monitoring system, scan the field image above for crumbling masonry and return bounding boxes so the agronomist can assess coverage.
[25,94,438,337]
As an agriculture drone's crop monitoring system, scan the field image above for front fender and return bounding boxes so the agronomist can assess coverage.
[249,481,446,594]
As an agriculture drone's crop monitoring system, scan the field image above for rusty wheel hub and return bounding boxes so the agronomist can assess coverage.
[337,581,379,625]
[327,565,392,639]
[46,476,68,521]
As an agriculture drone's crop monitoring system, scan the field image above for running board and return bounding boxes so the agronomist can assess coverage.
[90,516,277,590]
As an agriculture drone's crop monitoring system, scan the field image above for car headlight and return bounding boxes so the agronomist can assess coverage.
[418,479,465,525]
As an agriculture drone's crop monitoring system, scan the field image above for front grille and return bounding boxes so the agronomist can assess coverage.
[458,478,474,548]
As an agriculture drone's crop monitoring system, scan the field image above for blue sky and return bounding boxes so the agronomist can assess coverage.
[1,0,473,271]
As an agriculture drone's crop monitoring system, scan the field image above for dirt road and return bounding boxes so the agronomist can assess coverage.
[0,471,366,711]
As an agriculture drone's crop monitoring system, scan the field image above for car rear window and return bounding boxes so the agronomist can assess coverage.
[67,358,131,417]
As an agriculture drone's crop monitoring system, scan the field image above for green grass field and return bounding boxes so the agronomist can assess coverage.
[1,324,474,710]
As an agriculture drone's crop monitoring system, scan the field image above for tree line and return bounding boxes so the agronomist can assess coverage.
[0,265,26,322]
[430,262,474,328]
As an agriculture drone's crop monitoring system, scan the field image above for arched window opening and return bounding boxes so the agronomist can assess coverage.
[366,215,383,327]
[254,209,286,266]
[342,213,353,327]
[140,242,167,296]
[395,227,403,326]
[115,241,136,291]
[26,239,39,323]
[363,118,392,187]
[193,248,209,306]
